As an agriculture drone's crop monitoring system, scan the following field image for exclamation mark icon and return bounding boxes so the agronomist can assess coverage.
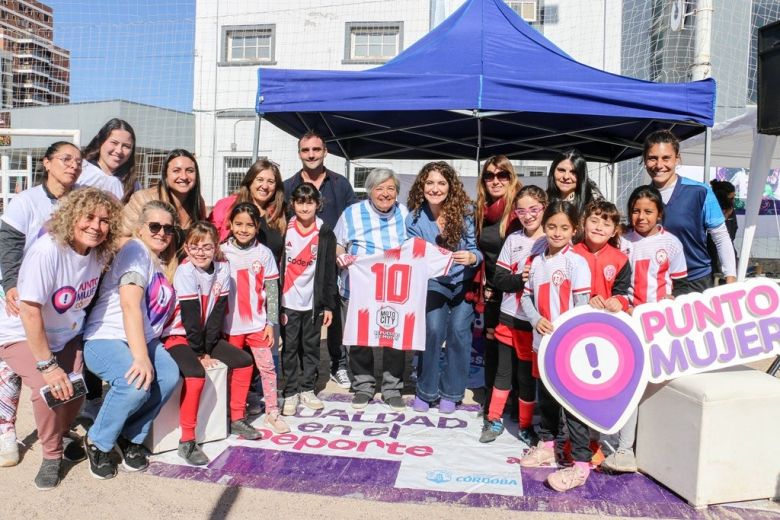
[585,343,601,379]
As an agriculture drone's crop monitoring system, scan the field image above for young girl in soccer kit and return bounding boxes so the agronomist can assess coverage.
[518,200,593,492]
[602,185,687,473]
[483,186,548,445]
[623,185,688,307]
[162,222,258,465]
[572,200,632,470]
[222,203,288,434]
[280,183,337,416]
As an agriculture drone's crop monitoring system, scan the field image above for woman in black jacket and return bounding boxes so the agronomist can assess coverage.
[279,183,337,415]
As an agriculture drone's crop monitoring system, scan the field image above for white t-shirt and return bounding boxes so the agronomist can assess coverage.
[342,237,453,351]
[0,234,104,351]
[163,260,230,338]
[623,227,687,306]
[496,231,547,321]
[0,185,57,249]
[282,216,322,311]
[84,238,176,343]
[222,239,279,334]
[77,161,124,200]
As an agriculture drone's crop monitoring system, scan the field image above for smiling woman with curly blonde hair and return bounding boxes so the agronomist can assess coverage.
[47,187,123,264]
[0,186,123,489]
[405,161,483,414]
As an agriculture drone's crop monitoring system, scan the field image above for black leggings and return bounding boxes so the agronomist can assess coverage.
[492,340,535,402]
[167,339,252,377]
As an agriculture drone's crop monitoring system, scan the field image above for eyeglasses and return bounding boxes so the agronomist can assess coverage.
[482,170,511,182]
[54,155,80,166]
[514,205,544,218]
[146,222,176,236]
[187,244,215,254]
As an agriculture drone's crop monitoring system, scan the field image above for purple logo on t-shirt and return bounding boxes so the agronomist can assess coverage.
[51,286,77,314]
[146,272,174,328]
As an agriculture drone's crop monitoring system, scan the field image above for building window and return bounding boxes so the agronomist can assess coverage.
[224,156,254,195]
[506,1,538,22]
[517,165,546,177]
[344,22,403,64]
[222,25,275,65]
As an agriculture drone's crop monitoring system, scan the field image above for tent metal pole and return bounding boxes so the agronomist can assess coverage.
[476,111,482,166]
[609,162,616,204]
[252,113,263,162]
[703,126,712,182]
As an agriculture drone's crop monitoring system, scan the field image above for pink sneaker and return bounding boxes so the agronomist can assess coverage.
[519,441,555,468]
[547,465,589,492]
[264,411,290,434]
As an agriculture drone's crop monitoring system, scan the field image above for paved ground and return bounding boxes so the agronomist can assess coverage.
[2,348,778,519]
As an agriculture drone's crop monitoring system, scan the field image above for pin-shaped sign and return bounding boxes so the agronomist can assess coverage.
[538,306,648,435]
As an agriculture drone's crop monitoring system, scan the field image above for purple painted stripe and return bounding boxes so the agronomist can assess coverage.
[208,446,399,487]
[147,451,775,519]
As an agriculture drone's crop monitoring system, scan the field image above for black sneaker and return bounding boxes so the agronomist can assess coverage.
[63,434,86,462]
[518,427,539,447]
[84,438,117,480]
[351,393,371,410]
[34,458,62,490]
[230,418,262,440]
[177,440,209,466]
[383,396,406,412]
[115,437,149,472]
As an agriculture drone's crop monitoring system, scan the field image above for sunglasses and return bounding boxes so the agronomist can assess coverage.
[483,170,511,182]
[514,205,544,218]
[147,222,176,236]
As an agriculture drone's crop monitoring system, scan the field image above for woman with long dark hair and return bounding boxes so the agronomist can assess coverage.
[545,148,601,214]
[122,149,206,254]
[80,118,138,202]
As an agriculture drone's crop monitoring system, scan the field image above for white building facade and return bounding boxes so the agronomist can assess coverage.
[193,0,622,205]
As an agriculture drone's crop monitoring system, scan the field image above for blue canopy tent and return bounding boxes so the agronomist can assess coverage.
[255,0,715,163]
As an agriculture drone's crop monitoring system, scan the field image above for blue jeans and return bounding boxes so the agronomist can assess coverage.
[83,338,179,453]
[416,281,474,403]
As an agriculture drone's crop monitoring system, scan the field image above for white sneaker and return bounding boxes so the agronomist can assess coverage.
[300,391,324,410]
[0,431,19,467]
[79,397,103,422]
[282,394,299,416]
[329,369,351,389]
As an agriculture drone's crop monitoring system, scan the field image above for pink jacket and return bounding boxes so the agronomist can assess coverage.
[208,194,238,242]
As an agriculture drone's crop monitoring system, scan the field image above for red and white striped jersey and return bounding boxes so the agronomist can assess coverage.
[222,240,280,334]
[622,226,687,306]
[343,237,453,351]
[163,260,231,338]
[524,244,591,322]
[282,216,322,311]
[497,231,547,321]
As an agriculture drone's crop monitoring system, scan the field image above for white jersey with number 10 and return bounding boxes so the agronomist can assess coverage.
[343,238,453,351]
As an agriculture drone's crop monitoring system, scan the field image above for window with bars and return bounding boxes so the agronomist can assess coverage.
[506,1,538,22]
[344,22,403,63]
[224,156,253,196]
[222,25,275,65]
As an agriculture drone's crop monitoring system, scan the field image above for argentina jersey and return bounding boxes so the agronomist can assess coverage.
[335,200,409,298]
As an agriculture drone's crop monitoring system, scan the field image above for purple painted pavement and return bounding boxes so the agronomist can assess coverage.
[148,446,776,519]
